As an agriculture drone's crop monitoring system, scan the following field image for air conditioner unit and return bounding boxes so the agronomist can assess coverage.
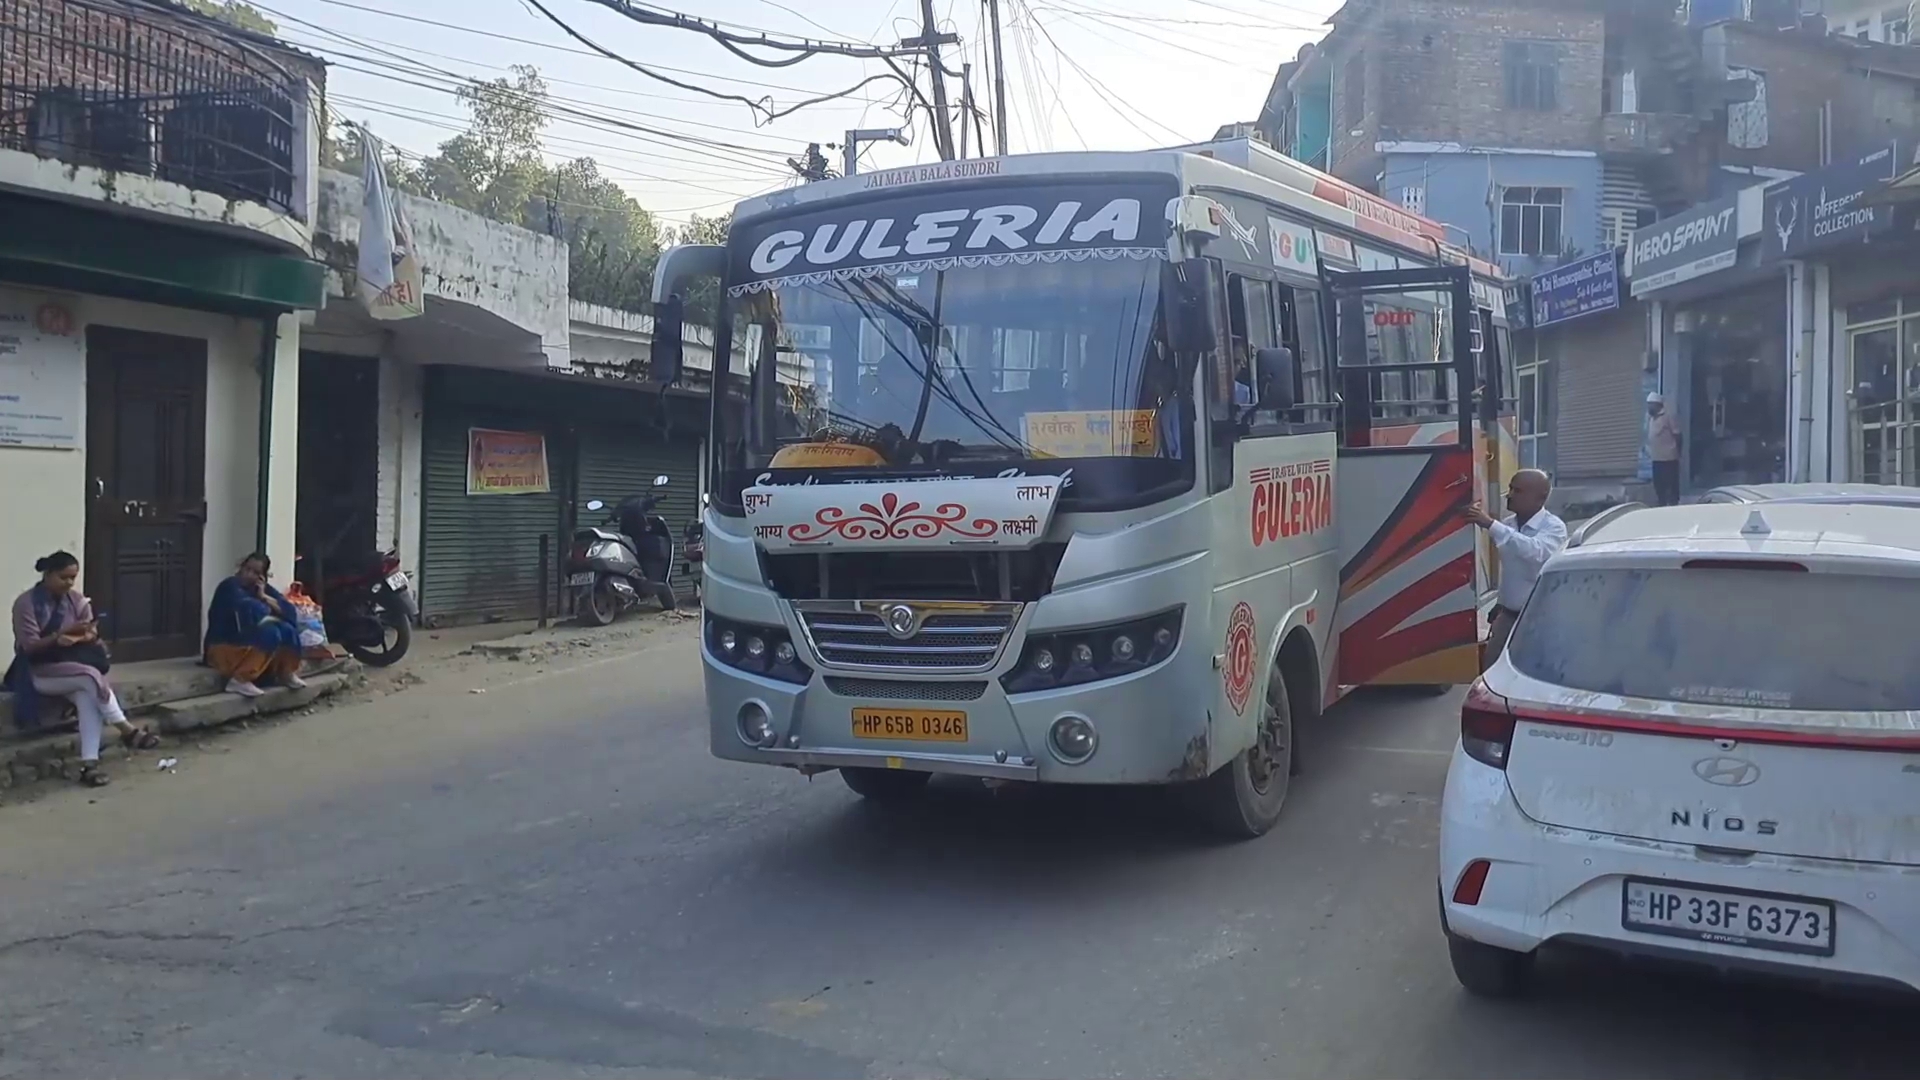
[1603,209,1635,249]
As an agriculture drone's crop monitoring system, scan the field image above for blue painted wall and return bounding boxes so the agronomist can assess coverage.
[1381,152,1602,279]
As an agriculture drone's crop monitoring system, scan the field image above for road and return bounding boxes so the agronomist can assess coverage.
[0,622,1914,1079]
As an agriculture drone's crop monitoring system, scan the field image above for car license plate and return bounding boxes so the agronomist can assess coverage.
[1622,877,1835,957]
[568,572,596,587]
[385,571,408,591]
[851,708,968,742]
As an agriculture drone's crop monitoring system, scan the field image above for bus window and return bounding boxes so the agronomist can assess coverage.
[1291,287,1330,417]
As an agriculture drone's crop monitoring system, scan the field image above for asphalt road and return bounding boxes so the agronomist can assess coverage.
[0,623,1915,1079]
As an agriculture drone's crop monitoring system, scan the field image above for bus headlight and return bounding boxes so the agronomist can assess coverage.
[706,612,812,685]
[1002,607,1183,694]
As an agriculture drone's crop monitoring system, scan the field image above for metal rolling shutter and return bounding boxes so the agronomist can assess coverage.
[418,402,568,625]
[1548,309,1647,480]
[575,424,702,539]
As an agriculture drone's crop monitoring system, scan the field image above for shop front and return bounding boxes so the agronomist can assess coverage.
[1627,189,1788,497]
[416,366,706,626]
[1804,148,1920,486]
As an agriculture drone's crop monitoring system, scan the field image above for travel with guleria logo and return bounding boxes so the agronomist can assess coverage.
[647,136,1518,838]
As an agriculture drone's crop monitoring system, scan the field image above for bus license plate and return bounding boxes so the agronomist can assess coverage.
[852,708,968,742]
[1622,878,1835,956]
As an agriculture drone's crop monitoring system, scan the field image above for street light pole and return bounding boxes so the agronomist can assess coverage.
[842,128,911,176]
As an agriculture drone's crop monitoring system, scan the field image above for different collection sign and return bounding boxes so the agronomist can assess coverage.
[1762,143,1900,262]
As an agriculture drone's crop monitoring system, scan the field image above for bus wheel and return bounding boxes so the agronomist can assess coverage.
[1197,659,1294,839]
[840,767,931,802]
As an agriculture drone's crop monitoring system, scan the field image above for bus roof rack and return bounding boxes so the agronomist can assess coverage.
[1566,502,1646,549]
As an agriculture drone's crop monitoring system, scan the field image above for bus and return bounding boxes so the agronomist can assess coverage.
[648,137,1516,837]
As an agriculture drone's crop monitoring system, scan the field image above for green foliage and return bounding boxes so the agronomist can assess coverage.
[181,0,276,34]
[335,65,672,315]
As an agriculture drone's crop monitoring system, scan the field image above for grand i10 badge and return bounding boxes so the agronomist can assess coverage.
[1224,602,1256,716]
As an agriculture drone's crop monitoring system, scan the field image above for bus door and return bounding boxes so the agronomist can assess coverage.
[1325,265,1486,687]
[1469,303,1508,601]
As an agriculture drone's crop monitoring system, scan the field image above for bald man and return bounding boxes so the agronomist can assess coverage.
[1463,469,1567,668]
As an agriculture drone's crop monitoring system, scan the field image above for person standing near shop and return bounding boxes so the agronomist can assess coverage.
[1646,393,1683,506]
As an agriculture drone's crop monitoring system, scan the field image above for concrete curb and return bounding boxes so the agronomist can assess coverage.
[0,659,359,799]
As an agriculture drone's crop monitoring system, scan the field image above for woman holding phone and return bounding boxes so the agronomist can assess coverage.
[6,551,159,787]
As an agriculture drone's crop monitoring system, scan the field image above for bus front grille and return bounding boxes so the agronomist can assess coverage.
[795,601,1021,673]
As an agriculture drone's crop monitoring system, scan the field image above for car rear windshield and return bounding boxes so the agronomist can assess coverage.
[1508,566,1920,713]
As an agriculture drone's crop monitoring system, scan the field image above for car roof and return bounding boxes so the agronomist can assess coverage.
[1564,503,1920,567]
[1705,481,1920,504]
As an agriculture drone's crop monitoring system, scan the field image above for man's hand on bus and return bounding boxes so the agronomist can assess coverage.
[1461,502,1496,529]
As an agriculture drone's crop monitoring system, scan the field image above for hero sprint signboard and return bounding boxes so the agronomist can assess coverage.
[1627,195,1740,297]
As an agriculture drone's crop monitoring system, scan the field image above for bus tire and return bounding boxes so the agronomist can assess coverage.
[839,767,931,802]
[1195,660,1294,839]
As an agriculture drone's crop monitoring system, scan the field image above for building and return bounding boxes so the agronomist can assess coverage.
[303,170,729,627]
[0,0,326,661]
[1257,0,1920,502]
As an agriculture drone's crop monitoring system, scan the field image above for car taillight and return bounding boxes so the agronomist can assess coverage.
[1460,681,1516,770]
[1681,558,1807,572]
[1452,859,1493,906]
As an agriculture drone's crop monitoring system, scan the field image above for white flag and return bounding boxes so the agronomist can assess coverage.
[356,130,424,321]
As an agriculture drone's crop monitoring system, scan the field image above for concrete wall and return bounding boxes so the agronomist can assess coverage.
[567,300,726,379]
[315,170,570,368]
[1382,150,1602,277]
[0,283,297,627]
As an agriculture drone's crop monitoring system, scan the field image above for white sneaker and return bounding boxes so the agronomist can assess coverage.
[226,679,265,698]
[284,673,309,690]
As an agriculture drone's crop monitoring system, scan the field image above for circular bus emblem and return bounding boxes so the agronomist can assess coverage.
[883,604,918,639]
[1224,602,1256,715]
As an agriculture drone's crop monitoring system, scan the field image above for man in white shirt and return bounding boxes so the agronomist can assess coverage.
[1463,468,1567,667]
[1645,393,1683,506]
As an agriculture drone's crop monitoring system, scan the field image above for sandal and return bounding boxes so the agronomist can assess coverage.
[120,727,161,752]
[77,764,110,788]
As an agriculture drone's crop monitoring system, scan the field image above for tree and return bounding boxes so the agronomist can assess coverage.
[669,213,731,327]
[182,0,277,35]
[380,64,664,313]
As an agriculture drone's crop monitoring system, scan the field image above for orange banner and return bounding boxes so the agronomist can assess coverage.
[466,428,549,495]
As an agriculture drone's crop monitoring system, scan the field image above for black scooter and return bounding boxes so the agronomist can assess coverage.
[569,475,677,626]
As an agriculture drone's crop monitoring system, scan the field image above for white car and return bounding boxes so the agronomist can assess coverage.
[1438,501,1920,997]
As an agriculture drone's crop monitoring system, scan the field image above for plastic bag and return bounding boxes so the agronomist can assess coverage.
[285,582,330,657]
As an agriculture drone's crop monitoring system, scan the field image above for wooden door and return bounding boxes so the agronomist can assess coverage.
[84,326,208,662]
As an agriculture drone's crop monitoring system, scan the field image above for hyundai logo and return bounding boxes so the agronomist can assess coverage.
[1692,756,1761,787]
[883,604,918,639]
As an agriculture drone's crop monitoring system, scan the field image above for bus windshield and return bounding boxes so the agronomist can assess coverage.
[733,257,1183,469]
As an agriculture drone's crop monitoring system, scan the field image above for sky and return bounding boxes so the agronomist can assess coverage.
[250,0,1340,228]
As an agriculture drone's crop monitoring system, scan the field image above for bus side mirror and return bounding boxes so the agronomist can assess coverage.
[1255,346,1297,412]
[1165,260,1219,354]
[651,296,686,386]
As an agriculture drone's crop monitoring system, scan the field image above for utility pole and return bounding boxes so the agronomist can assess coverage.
[908,0,958,159]
[986,0,1009,155]
[786,142,831,181]
[959,63,973,158]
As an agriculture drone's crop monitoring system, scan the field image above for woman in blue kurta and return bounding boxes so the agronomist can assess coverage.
[204,553,307,698]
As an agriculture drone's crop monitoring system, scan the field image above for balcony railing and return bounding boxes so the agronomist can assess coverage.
[0,0,302,216]
[1600,112,1701,157]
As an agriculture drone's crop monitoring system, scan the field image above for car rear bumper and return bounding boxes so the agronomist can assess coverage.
[1438,744,1920,993]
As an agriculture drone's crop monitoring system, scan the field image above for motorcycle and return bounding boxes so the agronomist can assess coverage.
[682,493,706,601]
[311,549,416,667]
[570,475,677,626]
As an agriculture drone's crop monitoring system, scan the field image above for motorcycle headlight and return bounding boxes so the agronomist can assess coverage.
[1001,607,1183,695]
[705,612,811,685]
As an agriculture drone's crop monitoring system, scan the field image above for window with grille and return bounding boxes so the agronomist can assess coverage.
[1499,186,1565,257]
[1503,42,1561,111]
[1399,185,1426,215]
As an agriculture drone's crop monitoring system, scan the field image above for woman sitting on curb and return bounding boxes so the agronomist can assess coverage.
[204,553,308,699]
[6,551,160,787]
